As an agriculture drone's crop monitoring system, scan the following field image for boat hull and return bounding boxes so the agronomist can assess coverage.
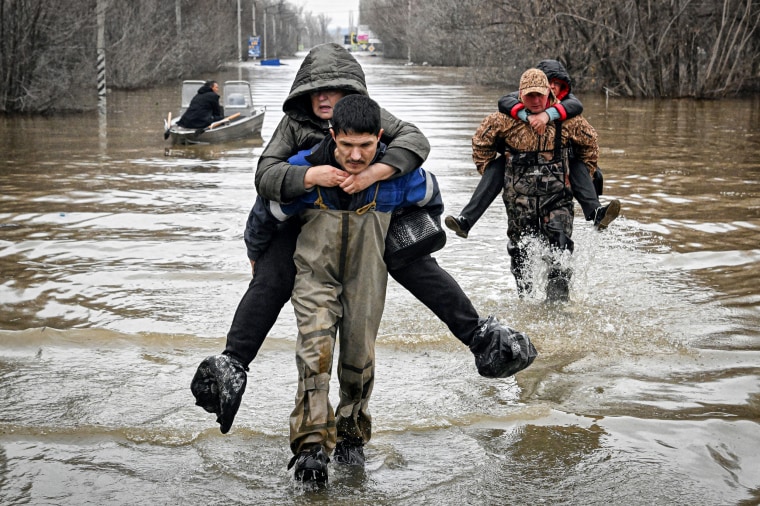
[169,109,265,146]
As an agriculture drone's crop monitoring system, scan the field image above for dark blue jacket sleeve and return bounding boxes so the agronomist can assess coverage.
[421,172,444,220]
[400,169,444,220]
[244,196,283,261]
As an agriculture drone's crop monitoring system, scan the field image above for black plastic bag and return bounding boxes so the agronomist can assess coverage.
[191,354,247,434]
[469,316,538,378]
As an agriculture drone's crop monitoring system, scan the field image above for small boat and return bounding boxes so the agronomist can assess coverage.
[165,80,266,146]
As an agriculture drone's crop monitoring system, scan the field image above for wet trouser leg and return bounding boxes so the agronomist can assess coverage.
[507,239,532,296]
[334,256,386,445]
[543,201,575,301]
[459,156,506,227]
[569,158,600,221]
[289,327,336,455]
[388,255,481,347]
[223,219,299,367]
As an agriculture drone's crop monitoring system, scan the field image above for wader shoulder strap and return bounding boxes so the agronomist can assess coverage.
[356,184,380,214]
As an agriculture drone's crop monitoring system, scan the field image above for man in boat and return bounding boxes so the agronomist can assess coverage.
[471,68,599,302]
[190,43,536,449]
[445,59,620,239]
[176,80,224,129]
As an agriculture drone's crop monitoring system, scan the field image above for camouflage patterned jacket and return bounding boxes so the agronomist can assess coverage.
[471,112,599,176]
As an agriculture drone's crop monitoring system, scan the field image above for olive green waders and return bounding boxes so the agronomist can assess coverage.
[289,209,391,456]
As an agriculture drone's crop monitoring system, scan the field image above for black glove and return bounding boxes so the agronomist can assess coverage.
[469,316,538,378]
[190,354,247,434]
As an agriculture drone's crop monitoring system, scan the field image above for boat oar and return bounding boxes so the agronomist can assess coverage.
[163,111,172,140]
[195,113,241,135]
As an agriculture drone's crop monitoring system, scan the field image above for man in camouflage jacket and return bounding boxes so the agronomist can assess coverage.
[471,68,599,302]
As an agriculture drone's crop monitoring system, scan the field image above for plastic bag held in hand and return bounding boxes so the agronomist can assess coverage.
[469,316,538,378]
[190,354,247,434]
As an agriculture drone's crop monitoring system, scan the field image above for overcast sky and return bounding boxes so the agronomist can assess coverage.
[297,0,360,30]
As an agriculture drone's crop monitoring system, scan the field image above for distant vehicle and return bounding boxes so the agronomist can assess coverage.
[164,80,266,146]
[344,26,384,56]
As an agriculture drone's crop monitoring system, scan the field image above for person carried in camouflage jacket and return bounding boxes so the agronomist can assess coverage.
[471,68,599,302]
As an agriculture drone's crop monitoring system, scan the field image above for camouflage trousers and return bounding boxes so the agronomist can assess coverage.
[503,160,575,295]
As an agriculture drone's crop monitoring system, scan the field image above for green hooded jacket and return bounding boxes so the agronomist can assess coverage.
[255,43,431,203]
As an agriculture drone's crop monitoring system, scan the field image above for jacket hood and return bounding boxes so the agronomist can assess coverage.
[197,84,215,95]
[536,60,572,91]
[283,43,368,123]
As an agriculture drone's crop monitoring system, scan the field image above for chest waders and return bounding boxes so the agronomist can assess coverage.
[288,186,390,456]
[503,123,575,301]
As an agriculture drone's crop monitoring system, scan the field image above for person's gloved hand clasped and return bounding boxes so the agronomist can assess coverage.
[190,354,247,434]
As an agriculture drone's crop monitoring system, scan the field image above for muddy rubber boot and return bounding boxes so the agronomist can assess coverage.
[288,445,330,484]
[333,437,365,466]
[546,269,571,303]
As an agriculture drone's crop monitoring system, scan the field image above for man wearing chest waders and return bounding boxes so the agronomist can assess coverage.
[472,68,600,302]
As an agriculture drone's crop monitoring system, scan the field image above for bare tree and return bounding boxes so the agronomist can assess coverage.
[1,0,97,112]
[361,0,760,97]
[3,0,757,112]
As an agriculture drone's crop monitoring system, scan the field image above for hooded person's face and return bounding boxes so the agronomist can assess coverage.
[310,89,346,120]
[549,78,568,99]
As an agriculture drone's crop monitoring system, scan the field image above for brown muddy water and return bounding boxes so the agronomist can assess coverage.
[1,55,759,505]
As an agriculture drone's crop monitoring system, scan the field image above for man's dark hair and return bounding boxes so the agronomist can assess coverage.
[331,94,381,136]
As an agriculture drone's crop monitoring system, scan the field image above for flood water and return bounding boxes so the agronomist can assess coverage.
[1,55,760,505]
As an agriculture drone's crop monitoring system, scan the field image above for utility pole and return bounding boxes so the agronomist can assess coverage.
[96,0,106,112]
[252,1,256,36]
[407,0,412,63]
[272,9,277,58]
[96,0,107,151]
[237,0,242,61]
[175,0,181,34]
[264,9,268,59]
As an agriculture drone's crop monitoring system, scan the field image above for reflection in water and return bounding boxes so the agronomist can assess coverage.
[1,57,759,504]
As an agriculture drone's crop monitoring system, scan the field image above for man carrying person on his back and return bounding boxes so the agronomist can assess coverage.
[191,43,536,442]
[446,60,620,239]
[245,95,445,485]
[471,68,599,302]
